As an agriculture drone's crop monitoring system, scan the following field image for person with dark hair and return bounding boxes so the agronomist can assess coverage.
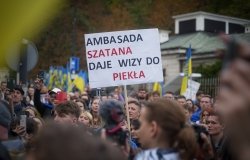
[10,85,27,117]
[191,95,212,123]
[135,98,197,160]
[206,111,226,159]
[163,91,174,100]
[26,122,126,160]
[131,119,141,148]
[54,101,81,125]
[137,88,147,101]
[176,95,187,107]
[90,97,102,129]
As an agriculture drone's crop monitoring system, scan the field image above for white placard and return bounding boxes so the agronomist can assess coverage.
[184,80,200,100]
[85,28,163,88]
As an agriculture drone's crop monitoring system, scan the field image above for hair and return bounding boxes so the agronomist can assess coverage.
[196,91,204,97]
[55,101,81,118]
[201,95,212,101]
[24,106,42,118]
[131,119,140,130]
[143,98,197,160]
[26,122,126,160]
[26,118,39,135]
[81,111,93,126]
[128,100,141,109]
[165,91,174,95]
[176,95,186,100]
[208,110,223,124]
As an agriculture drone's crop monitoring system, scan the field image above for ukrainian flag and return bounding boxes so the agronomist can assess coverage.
[180,45,192,95]
[73,70,88,93]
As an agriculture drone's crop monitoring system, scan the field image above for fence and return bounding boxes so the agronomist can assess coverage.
[196,77,220,98]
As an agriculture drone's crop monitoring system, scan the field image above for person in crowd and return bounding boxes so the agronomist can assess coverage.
[128,100,141,120]
[80,91,90,108]
[0,102,11,160]
[34,78,55,118]
[137,88,147,101]
[183,104,194,125]
[163,91,175,100]
[147,91,160,101]
[0,81,7,100]
[186,99,195,112]
[25,122,126,160]
[26,84,35,106]
[191,95,212,123]
[176,95,187,108]
[11,85,27,117]
[200,95,213,110]
[54,101,81,125]
[194,91,204,106]
[196,107,213,127]
[99,99,130,158]
[24,106,42,119]
[75,99,86,112]
[131,119,141,148]
[78,111,93,127]
[135,98,197,160]
[90,97,102,129]
[207,111,226,159]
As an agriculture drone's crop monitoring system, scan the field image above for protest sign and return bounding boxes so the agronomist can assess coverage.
[84,28,163,88]
[183,79,200,100]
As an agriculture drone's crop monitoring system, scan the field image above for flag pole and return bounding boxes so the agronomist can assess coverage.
[123,85,131,141]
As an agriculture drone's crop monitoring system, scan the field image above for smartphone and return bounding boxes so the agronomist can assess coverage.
[20,115,27,130]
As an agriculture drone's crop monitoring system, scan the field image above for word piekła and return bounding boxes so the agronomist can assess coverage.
[113,71,145,81]
[86,34,143,46]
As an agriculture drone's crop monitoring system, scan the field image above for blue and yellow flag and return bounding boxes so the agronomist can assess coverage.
[180,45,192,95]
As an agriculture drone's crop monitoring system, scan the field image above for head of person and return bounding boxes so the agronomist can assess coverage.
[131,119,140,139]
[200,107,213,124]
[0,102,11,140]
[28,84,35,96]
[183,104,193,124]
[163,91,174,100]
[137,98,197,159]
[91,97,100,113]
[26,122,126,160]
[137,88,147,100]
[176,95,187,107]
[128,100,141,120]
[13,85,24,104]
[54,101,81,125]
[186,99,194,109]
[24,106,41,119]
[75,100,86,112]
[196,91,204,104]
[207,112,224,137]
[48,88,61,105]
[0,81,7,92]
[78,111,93,127]
[200,95,212,110]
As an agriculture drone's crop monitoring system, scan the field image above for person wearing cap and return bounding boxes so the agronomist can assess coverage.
[0,102,12,160]
[10,85,27,117]
[34,78,56,118]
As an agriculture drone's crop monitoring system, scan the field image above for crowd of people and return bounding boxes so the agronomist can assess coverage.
[0,36,250,160]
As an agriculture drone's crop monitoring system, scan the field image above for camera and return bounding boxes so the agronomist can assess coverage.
[192,124,209,146]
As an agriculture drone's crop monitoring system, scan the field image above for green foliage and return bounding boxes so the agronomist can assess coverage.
[193,61,222,78]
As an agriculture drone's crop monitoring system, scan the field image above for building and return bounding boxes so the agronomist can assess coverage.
[160,11,250,93]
